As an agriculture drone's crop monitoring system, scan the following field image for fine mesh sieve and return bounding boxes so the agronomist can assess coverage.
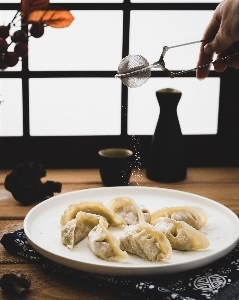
[115,39,239,88]
[117,55,152,88]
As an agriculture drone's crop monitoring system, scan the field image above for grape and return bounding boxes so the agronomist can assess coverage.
[14,42,28,57]
[0,38,8,53]
[0,61,7,70]
[0,25,10,39]
[30,23,44,38]
[11,30,28,43]
[4,51,18,67]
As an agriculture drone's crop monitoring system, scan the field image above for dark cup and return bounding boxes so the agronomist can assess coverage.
[98,148,134,186]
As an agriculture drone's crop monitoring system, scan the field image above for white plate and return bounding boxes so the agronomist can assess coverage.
[24,186,239,276]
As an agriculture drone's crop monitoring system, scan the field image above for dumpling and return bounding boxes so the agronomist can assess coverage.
[141,205,151,223]
[88,222,128,261]
[60,201,126,227]
[150,206,208,229]
[61,212,108,250]
[107,197,151,225]
[119,222,172,261]
[153,217,210,251]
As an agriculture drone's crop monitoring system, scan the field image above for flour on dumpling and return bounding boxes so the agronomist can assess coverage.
[151,206,208,229]
[119,222,172,261]
[153,217,210,251]
[61,212,108,250]
[107,197,150,225]
[88,222,128,261]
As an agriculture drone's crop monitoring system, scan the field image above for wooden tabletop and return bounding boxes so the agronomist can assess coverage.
[0,167,239,299]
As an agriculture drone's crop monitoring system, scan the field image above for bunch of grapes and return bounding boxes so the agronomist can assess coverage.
[0,12,45,70]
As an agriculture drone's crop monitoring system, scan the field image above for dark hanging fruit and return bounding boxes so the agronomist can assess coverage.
[30,22,45,38]
[11,30,28,43]
[0,25,10,39]
[14,42,29,57]
[4,51,19,67]
[0,37,8,53]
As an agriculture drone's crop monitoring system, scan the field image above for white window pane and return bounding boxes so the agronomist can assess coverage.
[128,78,220,135]
[29,10,123,71]
[130,10,214,71]
[131,0,221,2]
[0,10,21,71]
[0,79,23,136]
[29,78,121,136]
[51,0,123,2]
[0,1,20,3]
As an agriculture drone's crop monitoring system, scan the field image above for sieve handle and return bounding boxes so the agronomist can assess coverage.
[171,51,239,77]
[152,61,173,77]
[158,38,239,78]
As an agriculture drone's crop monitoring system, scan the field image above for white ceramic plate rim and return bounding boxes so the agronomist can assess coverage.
[24,186,239,276]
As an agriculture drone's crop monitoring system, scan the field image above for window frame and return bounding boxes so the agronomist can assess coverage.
[1,1,239,169]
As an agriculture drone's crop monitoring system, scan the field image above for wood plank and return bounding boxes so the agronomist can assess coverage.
[0,220,27,264]
[0,222,122,300]
[1,168,239,218]
[0,168,239,299]
[2,167,239,185]
[0,169,103,185]
[0,265,122,300]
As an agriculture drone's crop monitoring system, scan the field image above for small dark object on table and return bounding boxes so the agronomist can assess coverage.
[0,271,31,294]
[4,162,62,205]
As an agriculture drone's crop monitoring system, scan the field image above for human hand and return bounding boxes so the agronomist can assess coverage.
[196,0,239,80]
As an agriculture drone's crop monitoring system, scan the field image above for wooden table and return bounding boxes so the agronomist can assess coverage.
[0,167,239,299]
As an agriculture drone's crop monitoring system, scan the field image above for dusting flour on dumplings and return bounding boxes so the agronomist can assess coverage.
[60,197,210,262]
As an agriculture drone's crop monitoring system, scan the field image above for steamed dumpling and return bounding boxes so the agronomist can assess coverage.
[60,201,126,227]
[119,222,172,261]
[140,205,151,223]
[153,217,210,251]
[150,206,208,229]
[61,212,108,250]
[107,197,151,225]
[88,222,128,261]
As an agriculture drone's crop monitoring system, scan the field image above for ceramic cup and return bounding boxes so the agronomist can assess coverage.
[98,148,134,186]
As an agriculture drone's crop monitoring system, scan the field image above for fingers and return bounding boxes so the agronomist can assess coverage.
[213,55,239,71]
[212,59,227,73]
[204,40,216,56]
[196,0,239,79]
[196,23,235,78]
[213,42,239,71]
[228,42,239,68]
[196,21,219,79]
[196,51,212,80]
[196,66,211,80]
[204,33,234,55]
[233,57,239,69]
[196,52,212,80]
[196,1,224,79]
[196,35,215,79]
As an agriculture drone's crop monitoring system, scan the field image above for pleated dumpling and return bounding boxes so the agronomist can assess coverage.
[150,206,208,230]
[60,201,126,227]
[107,197,150,225]
[61,212,108,250]
[153,217,210,251]
[88,222,128,261]
[119,222,172,261]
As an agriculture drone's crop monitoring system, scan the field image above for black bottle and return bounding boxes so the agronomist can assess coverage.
[146,88,187,182]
